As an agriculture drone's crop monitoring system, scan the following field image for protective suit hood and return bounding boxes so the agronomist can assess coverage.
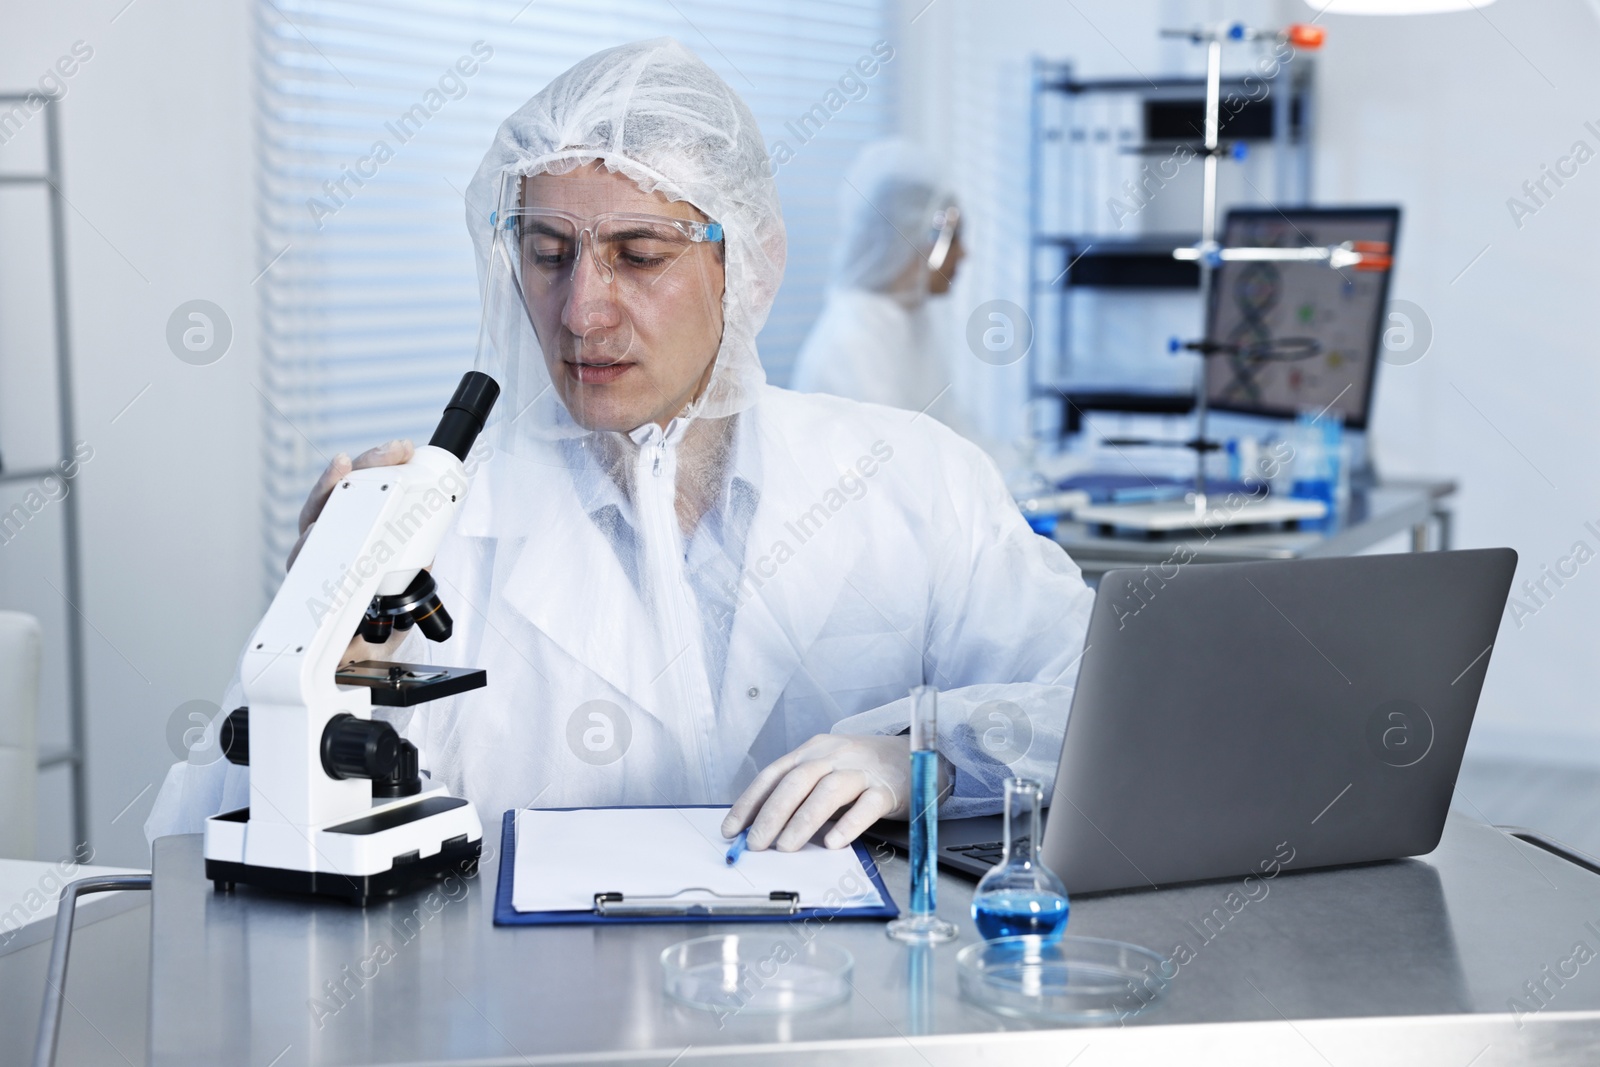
[831,139,954,298]
[464,37,786,447]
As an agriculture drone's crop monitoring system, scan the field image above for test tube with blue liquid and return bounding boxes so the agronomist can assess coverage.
[971,777,1070,942]
[886,685,959,945]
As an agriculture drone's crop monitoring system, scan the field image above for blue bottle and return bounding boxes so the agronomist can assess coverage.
[971,777,1070,942]
[1289,411,1343,529]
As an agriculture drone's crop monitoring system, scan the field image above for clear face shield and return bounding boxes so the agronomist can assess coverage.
[472,167,730,455]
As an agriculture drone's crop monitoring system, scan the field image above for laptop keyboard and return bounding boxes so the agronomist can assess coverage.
[942,837,1027,868]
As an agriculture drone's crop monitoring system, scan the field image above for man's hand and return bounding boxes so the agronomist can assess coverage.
[722,734,939,852]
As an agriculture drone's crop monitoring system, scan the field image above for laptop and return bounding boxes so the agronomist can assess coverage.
[867,548,1517,894]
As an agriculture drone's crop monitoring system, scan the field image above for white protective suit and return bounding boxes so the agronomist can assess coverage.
[146,39,1094,841]
[791,141,966,425]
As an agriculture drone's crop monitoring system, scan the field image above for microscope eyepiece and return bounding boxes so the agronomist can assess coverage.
[428,371,500,462]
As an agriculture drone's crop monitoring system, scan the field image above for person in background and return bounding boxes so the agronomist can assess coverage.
[790,140,971,433]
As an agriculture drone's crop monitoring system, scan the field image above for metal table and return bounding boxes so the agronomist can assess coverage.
[1054,478,1457,578]
[149,813,1600,1065]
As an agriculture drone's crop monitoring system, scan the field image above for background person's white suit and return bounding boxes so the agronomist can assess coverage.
[147,39,1093,843]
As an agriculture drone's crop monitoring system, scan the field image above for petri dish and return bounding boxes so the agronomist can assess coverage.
[957,934,1168,1023]
[661,935,853,1015]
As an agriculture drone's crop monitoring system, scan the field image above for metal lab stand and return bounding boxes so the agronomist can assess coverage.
[0,93,90,849]
[146,814,1600,1066]
[1055,478,1456,580]
[1025,58,1315,405]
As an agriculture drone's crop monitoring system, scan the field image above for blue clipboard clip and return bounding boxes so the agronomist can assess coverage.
[594,888,800,917]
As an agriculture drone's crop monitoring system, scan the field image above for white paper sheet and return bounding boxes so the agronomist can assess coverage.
[511,807,885,913]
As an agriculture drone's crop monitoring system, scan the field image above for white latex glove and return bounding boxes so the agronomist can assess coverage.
[286,439,416,665]
[722,734,948,852]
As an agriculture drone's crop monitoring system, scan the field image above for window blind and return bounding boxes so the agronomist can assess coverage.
[254,0,895,598]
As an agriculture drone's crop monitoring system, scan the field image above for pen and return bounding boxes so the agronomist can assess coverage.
[725,828,749,866]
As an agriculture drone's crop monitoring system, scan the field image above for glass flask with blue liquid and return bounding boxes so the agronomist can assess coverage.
[971,777,1070,942]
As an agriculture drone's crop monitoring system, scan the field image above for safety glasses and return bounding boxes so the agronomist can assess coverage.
[495,206,723,293]
[928,204,960,273]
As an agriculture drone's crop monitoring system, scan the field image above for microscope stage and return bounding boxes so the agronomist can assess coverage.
[334,660,488,706]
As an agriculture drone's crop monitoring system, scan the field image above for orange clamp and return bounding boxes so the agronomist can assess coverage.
[1286,24,1326,50]
[1351,241,1391,272]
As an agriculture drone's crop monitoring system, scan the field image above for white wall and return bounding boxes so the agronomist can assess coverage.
[1305,0,1600,763]
[0,1,259,865]
[899,0,1600,766]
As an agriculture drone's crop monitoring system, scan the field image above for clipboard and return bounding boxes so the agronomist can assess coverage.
[492,807,900,926]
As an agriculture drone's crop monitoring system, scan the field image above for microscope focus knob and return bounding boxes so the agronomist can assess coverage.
[321,713,402,781]
[372,739,423,798]
[221,707,250,766]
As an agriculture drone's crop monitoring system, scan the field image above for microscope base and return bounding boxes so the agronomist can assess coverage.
[207,833,480,906]
[204,786,485,905]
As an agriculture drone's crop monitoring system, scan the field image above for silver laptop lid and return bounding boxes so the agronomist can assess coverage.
[1043,549,1516,894]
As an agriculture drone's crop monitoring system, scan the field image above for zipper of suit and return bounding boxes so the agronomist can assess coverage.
[636,426,717,801]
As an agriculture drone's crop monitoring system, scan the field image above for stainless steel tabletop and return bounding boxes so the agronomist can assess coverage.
[149,812,1600,1066]
[1054,480,1457,576]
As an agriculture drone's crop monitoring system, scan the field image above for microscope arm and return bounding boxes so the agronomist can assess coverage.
[207,373,499,889]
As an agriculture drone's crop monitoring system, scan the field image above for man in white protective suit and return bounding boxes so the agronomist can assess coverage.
[148,38,1094,855]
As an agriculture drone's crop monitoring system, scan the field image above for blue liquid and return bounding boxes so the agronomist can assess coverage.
[972,892,1070,942]
[1290,478,1335,531]
[908,749,939,914]
[1290,477,1334,508]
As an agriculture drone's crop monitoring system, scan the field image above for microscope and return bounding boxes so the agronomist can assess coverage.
[204,372,499,905]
